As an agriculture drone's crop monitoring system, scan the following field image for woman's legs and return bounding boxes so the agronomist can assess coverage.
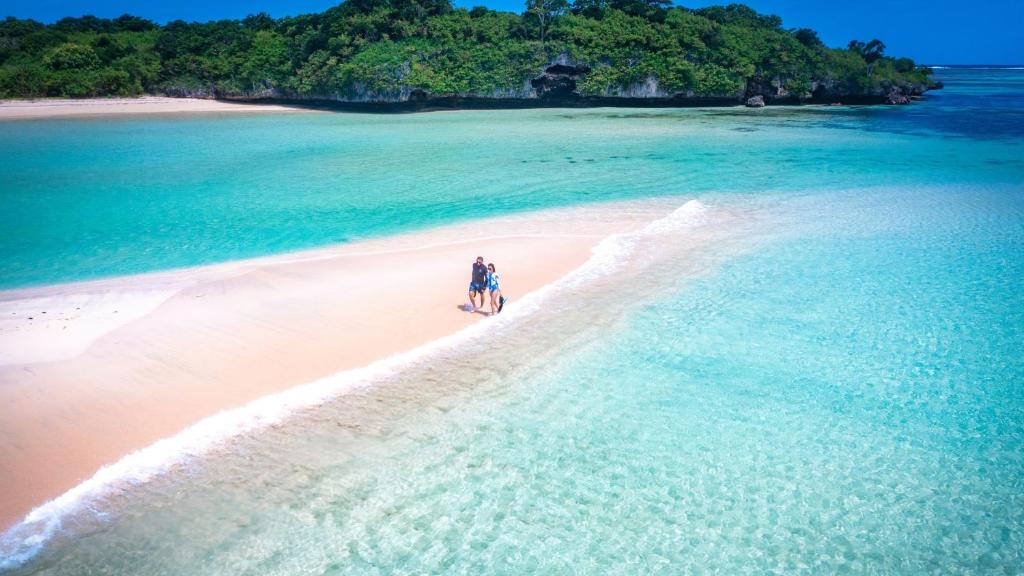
[489,290,498,315]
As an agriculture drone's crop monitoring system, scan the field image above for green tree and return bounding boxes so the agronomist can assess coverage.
[793,28,821,47]
[241,30,290,90]
[848,39,885,63]
[608,0,670,19]
[0,4,934,101]
[43,43,100,70]
[848,38,885,79]
[527,0,569,42]
[570,0,607,19]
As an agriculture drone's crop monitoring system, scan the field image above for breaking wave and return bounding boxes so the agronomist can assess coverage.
[0,200,710,571]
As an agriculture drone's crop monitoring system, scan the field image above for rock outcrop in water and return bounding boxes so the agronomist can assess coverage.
[211,52,939,112]
[219,70,938,112]
[532,63,590,101]
[885,86,911,105]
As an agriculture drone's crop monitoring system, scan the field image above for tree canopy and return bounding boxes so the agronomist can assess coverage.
[0,2,932,100]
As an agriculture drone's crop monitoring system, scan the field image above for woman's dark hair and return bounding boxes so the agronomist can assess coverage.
[487,263,496,271]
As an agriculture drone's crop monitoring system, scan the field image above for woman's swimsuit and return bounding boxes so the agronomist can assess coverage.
[487,272,500,292]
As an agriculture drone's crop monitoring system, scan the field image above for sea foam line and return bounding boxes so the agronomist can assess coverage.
[0,199,708,570]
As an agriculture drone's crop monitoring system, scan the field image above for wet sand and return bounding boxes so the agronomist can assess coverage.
[0,201,666,530]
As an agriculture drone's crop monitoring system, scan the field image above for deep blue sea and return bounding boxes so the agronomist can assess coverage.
[1,68,1022,573]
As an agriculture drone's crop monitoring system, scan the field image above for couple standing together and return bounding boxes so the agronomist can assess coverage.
[468,256,504,315]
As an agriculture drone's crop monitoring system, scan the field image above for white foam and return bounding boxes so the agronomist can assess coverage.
[0,200,709,570]
[641,199,708,235]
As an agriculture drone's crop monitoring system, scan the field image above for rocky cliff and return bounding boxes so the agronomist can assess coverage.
[211,59,941,112]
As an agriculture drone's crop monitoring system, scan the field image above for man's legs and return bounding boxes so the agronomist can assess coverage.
[468,287,483,310]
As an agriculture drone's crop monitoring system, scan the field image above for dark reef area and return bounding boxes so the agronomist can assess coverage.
[220,60,941,112]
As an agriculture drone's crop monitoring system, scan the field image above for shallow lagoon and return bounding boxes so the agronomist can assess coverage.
[1,69,1021,289]
[2,69,1022,573]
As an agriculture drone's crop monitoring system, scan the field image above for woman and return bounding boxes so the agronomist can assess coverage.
[486,263,503,316]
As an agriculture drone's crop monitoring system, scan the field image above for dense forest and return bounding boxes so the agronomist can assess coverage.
[0,0,936,106]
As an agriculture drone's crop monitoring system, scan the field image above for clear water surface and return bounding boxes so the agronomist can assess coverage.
[0,69,1021,289]
[1,68,1022,574]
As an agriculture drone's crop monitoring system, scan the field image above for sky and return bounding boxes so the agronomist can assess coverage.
[1,0,1021,65]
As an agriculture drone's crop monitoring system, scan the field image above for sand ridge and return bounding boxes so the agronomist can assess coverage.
[0,200,673,531]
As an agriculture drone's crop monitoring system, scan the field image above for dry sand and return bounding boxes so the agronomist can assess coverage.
[0,97,308,120]
[0,201,668,531]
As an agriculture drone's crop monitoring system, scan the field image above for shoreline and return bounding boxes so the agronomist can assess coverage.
[0,88,934,121]
[217,92,925,113]
[0,96,313,120]
[0,199,673,532]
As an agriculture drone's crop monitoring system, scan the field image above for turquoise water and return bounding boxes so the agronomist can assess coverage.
[2,69,1023,573]
[1,70,1022,289]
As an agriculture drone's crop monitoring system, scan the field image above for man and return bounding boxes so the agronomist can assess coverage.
[468,256,488,312]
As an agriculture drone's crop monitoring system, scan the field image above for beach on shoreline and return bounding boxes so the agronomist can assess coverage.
[2,63,1022,574]
[0,200,669,532]
[0,97,310,120]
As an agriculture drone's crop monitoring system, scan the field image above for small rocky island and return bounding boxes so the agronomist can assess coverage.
[0,0,940,110]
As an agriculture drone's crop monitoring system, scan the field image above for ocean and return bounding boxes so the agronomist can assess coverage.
[1,68,1022,573]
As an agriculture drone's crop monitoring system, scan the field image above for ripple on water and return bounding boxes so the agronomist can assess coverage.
[9,185,1024,574]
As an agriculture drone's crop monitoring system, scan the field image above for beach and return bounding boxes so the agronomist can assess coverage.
[0,201,665,532]
[0,97,307,120]
[1,67,1022,574]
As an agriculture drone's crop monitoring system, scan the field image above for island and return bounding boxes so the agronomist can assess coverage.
[2,0,942,109]
[0,1,939,109]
